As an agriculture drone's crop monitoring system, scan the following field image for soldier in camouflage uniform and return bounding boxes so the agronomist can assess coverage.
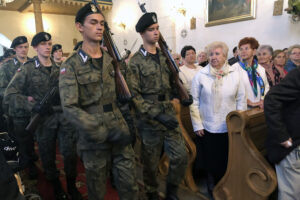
[0,36,39,176]
[127,13,188,200]
[4,32,82,200]
[52,44,63,66]
[59,3,138,200]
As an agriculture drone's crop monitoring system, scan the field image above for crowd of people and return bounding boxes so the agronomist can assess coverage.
[174,38,300,199]
[0,1,300,200]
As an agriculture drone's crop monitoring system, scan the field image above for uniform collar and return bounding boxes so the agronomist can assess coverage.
[13,58,18,65]
[33,56,57,68]
[34,57,40,68]
[77,47,113,66]
[138,45,161,57]
[78,49,89,64]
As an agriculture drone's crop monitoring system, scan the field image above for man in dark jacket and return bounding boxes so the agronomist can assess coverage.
[264,67,300,200]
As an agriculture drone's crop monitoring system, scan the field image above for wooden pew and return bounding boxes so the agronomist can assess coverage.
[213,108,277,200]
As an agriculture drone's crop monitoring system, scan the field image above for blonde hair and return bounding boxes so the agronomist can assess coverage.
[205,41,229,58]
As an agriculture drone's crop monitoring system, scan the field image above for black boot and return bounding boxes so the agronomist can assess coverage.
[165,183,179,200]
[51,179,69,200]
[146,191,160,200]
[28,163,38,180]
[67,177,83,200]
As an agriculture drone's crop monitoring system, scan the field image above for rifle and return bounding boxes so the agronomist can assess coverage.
[137,1,192,105]
[92,0,132,102]
[25,86,58,133]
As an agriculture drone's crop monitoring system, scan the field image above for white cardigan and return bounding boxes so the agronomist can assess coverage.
[232,62,270,104]
[190,64,247,133]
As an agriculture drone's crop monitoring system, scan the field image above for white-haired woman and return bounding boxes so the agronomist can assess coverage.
[190,41,247,189]
[257,45,283,87]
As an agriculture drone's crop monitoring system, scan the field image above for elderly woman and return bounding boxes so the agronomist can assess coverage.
[197,50,208,67]
[233,37,269,109]
[257,45,283,87]
[190,41,246,187]
[273,49,287,78]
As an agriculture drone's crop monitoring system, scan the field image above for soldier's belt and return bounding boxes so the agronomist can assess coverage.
[103,104,113,112]
[142,94,168,102]
[84,103,114,114]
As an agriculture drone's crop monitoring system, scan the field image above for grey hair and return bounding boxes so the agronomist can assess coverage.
[205,41,229,58]
[257,45,273,56]
[288,44,300,55]
[197,50,207,56]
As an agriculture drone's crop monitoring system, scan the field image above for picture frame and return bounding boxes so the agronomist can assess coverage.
[205,0,257,27]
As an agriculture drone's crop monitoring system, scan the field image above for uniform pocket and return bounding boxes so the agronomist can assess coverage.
[76,70,101,106]
[139,67,160,93]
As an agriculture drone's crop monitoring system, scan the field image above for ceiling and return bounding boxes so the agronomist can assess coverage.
[0,0,112,15]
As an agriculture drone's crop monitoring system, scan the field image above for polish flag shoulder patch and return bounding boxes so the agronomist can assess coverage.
[60,68,66,75]
[17,68,22,72]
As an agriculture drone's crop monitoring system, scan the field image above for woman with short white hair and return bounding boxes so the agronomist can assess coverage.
[190,41,247,188]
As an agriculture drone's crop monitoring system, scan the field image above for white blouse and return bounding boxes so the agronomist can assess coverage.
[179,65,203,93]
[190,64,247,133]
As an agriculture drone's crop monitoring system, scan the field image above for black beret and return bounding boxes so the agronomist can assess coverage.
[3,49,16,58]
[135,12,158,33]
[51,44,62,54]
[31,32,51,47]
[76,2,101,23]
[10,36,28,48]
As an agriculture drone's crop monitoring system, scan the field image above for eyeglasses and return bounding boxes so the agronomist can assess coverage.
[174,58,180,60]
[291,52,300,55]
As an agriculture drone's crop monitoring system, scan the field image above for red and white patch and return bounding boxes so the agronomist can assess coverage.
[60,68,66,75]
[17,68,22,72]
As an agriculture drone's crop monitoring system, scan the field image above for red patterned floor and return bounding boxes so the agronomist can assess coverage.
[36,146,119,200]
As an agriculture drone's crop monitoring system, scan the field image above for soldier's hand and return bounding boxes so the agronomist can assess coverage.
[106,128,132,146]
[27,96,35,103]
[32,103,53,116]
[32,103,42,114]
[154,113,178,130]
[180,95,193,106]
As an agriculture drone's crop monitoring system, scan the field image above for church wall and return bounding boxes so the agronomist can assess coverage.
[107,0,300,58]
[174,0,300,57]
[0,10,82,57]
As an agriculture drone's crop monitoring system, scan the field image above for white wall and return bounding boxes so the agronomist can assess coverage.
[106,0,176,55]
[0,10,82,57]
[175,0,300,57]
[107,0,300,58]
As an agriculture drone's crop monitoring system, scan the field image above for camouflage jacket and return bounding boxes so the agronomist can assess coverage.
[0,58,22,104]
[59,47,129,150]
[3,57,59,117]
[127,46,177,130]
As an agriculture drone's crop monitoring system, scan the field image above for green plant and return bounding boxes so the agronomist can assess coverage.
[285,0,300,21]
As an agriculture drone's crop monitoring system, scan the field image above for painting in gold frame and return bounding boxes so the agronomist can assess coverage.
[205,0,257,27]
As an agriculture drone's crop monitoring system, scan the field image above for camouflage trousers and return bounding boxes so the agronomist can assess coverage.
[78,144,138,200]
[9,117,37,169]
[35,112,77,180]
[139,126,188,193]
